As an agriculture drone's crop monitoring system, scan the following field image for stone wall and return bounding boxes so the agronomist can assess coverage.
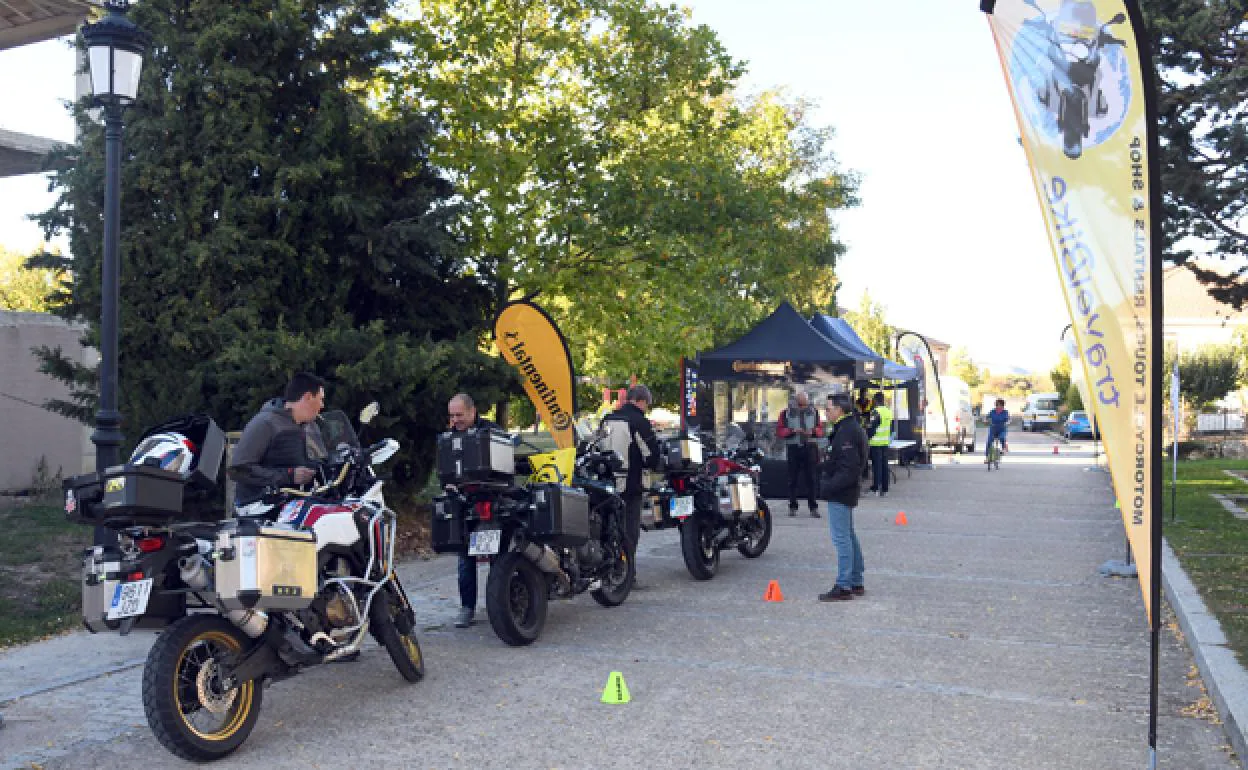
[0,311,93,492]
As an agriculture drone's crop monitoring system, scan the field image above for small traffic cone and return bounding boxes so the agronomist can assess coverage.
[1053,445,1060,455]
[601,671,631,704]
[895,511,909,526]
[763,580,784,602]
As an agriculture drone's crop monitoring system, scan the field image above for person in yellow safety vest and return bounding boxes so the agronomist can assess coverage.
[867,391,893,498]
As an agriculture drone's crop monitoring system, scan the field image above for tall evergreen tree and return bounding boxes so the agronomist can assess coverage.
[35,0,509,488]
[1141,0,1248,307]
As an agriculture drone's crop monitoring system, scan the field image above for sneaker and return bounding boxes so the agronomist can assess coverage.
[867,487,878,493]
[878,491,887,498]
[851,585,865,596]
[454,607,474,628]
[788,508,798,518]
[818,587,854,602]
[809,509,821,519]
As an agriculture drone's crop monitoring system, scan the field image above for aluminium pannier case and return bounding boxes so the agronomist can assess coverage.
[431,495,466,553]
[437,428,515,484]
[528,482,590,547]
[664,436,703,470]
[716,474,758,516]
[214,521,317,611]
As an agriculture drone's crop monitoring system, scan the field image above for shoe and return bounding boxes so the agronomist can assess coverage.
[818,587,854,601]
[788,508,798,517]
[868,487,878,493]
[454,607,474,628]
[878,491,887,498]
[851,585,865,596]
[809,509,821,519]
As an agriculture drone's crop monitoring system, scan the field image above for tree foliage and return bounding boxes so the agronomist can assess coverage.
[1050,353,1072,402]
[841,291,894,361]
[948,346,982,389]
[1173,345,1243,409]
[1141,0,1248,306]
[397,0,857,395]
[35,0,510,488]
[0,246,64,313]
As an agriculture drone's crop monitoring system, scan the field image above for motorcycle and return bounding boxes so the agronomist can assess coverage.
[648,432,772,580]
[63,404,423,761]
[1023,0,1127,159]
[430,427,634,646]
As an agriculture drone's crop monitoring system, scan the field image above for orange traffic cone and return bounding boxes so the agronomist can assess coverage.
[895,511,909,526]
[763,580,784,602]
[1053,445,1060,455]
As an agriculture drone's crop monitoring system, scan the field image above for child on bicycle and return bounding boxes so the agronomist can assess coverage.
[986,398,1009,461]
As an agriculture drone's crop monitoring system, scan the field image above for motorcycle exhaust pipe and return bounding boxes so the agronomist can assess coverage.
[179,555,269,638]
[520,541,572,593]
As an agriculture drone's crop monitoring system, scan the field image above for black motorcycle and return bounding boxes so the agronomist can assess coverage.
[648,433,772,580]
[431,428,634,646]
[1023,0,1127,159]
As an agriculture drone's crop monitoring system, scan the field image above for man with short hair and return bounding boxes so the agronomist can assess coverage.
[601,384,660,564]
[818,392,868,601]
[867,391,893,497]
[776,390,823,517]
[447,392,499,628]
[228,372,327,509]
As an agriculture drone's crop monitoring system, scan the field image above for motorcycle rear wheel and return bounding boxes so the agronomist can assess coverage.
[370,585,425,683]
[142,615,263,762]
[591,532,636,607]
[680,517,719,580]
[737,501,773,559]
[486,550,548,646]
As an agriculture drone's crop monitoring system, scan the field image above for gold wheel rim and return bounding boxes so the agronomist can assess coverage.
[173,629,254,742]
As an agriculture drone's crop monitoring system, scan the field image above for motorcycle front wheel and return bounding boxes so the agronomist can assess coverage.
[591,530,636,607]
[370,584,425,683]
[680,517,719,580]
[486,550,548,646]
[737,501,773,559]
[142,615,263,762]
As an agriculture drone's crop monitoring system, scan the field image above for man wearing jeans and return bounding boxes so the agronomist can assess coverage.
[818,393,868,601]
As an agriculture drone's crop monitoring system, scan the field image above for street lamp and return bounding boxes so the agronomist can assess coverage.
[82,1,148,545]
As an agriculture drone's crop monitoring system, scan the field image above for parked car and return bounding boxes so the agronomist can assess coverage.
[1061,410,1099,439]
[1021,392,1062,432]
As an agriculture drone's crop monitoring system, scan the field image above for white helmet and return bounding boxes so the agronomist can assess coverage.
[130,432,196,474]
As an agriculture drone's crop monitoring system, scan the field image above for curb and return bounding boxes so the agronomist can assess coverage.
[1163,539,1248,762]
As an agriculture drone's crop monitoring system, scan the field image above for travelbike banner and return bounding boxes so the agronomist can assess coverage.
[494,300,579,449]
[982,0,1162,628]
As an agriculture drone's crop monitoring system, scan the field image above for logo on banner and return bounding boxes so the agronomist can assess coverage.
[1008,1,1132,159]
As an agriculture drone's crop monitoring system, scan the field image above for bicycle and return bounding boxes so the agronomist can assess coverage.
[985,433,1004,471]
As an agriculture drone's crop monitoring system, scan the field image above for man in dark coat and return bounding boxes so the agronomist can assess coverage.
[776,390,823,518]
[447,393,499,628]
[818,392,869,601]
[600,384,661,564]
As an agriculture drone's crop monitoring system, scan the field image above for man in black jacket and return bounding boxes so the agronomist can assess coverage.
[601,384,660,564]
[818,392,868,601]
[447,392,499,628]
[228,372,327,510]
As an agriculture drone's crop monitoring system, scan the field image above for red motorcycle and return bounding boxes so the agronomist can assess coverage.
[648,434,772,580]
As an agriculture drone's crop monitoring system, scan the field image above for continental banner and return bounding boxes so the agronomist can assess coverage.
[494,300,578,449]
[984,0,1161,624]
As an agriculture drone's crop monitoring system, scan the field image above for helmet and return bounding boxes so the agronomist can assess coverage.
[130,432,196,474]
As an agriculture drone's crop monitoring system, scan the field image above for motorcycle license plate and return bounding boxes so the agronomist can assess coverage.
[106,579,153,620]
[468,529,501,556]
[670,496,695,519]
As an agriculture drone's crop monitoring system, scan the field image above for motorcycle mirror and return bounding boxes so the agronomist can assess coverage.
[359,401,380,425]
[1107,12,1126,24]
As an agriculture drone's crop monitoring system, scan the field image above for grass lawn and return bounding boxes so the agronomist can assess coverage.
[1164,458,1248,667]
[0,496,90,649]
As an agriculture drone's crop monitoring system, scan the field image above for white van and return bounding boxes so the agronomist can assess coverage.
[1021,392,1062,432]
[925,375,975,452]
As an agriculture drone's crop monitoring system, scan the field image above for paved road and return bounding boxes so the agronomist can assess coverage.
[0,430,1239,769]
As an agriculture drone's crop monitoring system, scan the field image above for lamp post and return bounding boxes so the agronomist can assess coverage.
[82,1,148,545]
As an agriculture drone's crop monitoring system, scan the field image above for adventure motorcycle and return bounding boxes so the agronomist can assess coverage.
[431,428,634,646]
[63,404,423,761]
[648,433,772,580]
[1023,0,1127,159]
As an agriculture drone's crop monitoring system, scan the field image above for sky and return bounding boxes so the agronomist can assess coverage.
[0,1,1068,373]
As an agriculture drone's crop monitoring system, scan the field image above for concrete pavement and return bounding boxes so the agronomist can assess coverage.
[0,430,1240,769]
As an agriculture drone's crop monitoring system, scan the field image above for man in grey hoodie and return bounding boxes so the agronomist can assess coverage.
[228,372,327,508]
